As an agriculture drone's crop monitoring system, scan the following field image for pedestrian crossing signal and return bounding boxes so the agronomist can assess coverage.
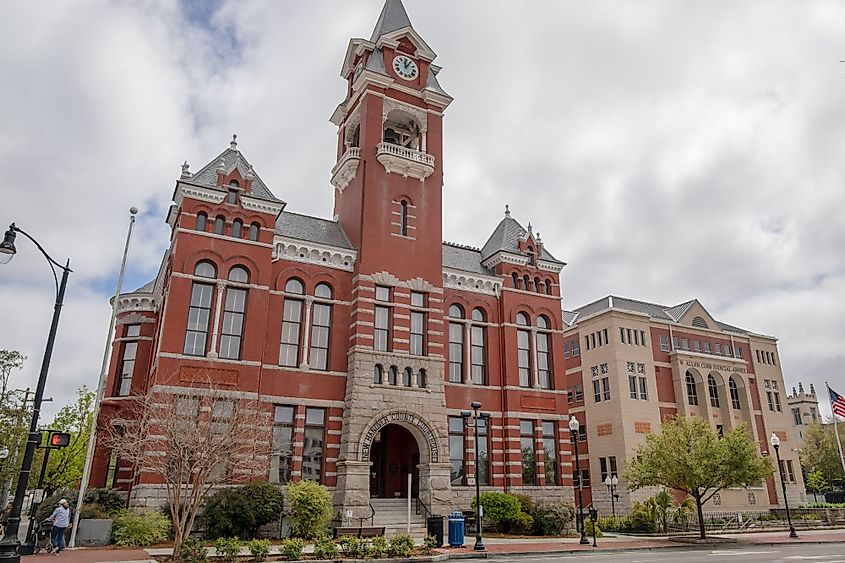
[48,432,71,448]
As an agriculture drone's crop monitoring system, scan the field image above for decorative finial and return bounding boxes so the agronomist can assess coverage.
[798,382,805,394]
[230,133,238,150]
[504,204,510,217]
[180,160,191,178]
[527,222,533,235]
[536,231,542,243]
[217,158,226,172]
[809,383,815,395]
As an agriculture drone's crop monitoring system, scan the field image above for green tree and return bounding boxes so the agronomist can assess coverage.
[28,386,94,493]
[0,351,30,499]
[800,423,845,484]
[626,416,773,539]
[804,469,829,503]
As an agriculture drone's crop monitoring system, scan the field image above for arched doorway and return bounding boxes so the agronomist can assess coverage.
[369,424,420,498]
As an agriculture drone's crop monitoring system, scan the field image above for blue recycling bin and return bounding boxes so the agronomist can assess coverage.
[448,510,465,547]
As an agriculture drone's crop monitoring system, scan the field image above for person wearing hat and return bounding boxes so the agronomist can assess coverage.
[49,499,70,554]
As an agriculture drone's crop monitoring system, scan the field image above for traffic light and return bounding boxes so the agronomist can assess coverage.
[47,431,71,448]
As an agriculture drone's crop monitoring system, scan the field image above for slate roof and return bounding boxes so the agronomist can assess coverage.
[188,147,282,203]
[274,211,353,250]
[365,48,387,74]
[131,280,156,294]
[480,215,562,264]
[442,243,495,276]
[426,68,449,96]
[370,0,412,42]
[571,295,749,334]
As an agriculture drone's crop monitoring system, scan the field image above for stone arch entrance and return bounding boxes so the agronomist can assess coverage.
[368,424,420,498]
[359,408,440,465]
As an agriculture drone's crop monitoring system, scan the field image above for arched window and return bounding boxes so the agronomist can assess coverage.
[729,377,741,409]
[512,272,519,289]
[400,200,409,236]
[310,284,333,370]
[248,222,260,241]
[195,261,217,279]
[228,266,249,284]
[229,179,240,188]
[280,279,304,367]
[536,315,552,389]
[214,216,225,235]
[417,368,427,388]
[545,279,552,295]
[534,277,542,293]
[448,304,464,383]
[315,283,333,299]
[388,366,398,386]
[686,372,699,406]
[517,313,531,387]
[523,275,530,291]
[374,364,383,384]
[232,219,243,239]
[403,367,413,387]
[196,212,207,232]
[708,375,720,408]
[471,308,487,385]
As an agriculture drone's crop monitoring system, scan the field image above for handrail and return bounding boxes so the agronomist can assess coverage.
[357,502,376,528]
[415,497,432,519]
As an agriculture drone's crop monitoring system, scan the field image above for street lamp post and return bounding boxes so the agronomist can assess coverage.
[461,402,489,552]
[770,433,798,539]
[604,475,619,517]
[0,223,72,563]
[568,415,589,545]
[0,448,8,506]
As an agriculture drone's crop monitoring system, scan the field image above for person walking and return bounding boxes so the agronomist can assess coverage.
[49,499,71,554]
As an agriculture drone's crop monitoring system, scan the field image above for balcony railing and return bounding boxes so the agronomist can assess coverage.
[376,142,435,181]
[330,147,361,191]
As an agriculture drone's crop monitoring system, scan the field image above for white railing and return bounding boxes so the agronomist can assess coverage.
[376,142,434,166]
[335,147,361,167]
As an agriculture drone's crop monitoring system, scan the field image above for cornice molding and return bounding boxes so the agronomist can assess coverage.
[240,195,284,216]
[443,268,502,296]
[273,237,357,272]
[330,148,361,192]
[115,292,158,315]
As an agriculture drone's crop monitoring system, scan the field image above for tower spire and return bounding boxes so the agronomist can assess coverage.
[370,0,412,42]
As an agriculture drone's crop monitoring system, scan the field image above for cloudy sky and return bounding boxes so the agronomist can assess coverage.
[1,0,843,419]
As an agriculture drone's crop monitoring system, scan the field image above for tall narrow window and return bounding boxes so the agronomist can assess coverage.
[417,368,427,388]
[219,267,249,360]
[545,279,552,295]
[470,308,487,385]
[231,219,243,239]
[542,421,557,485]
[279,278,304,366]
[388,365,398,385]
[214,216,225,235]
[310,283,333,371]
[686,372,699,406]
[402,367,412,387]
[536,316,552,389]
[209,400,233,480]
[729,377,741,409]
[449,417,465,485]
[448,305,464,383]
[373,364,383,384]
[520,420,536,485]
[517,313,531,388]
[534,277,542,294]
[117,341,137,396]
[400,200,409,236]
[708,375,720,408]
[196,212,207,232]
[374,286,391,352]
[184,262,216,356]
[248,222,260,241]
[410,291,426,356]
[512,272,519,289]
[302,408,325,483]
[226,188,238,205]
[270,406,294,484]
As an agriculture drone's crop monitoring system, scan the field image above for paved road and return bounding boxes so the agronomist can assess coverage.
[487,543,845,562]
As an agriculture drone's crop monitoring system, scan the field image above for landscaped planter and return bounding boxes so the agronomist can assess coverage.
[75,518,113,547]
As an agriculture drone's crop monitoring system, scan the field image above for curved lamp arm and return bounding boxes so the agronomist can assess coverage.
[2,223,73,293]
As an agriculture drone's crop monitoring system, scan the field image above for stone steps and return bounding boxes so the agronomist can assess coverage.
[370,499,427,537]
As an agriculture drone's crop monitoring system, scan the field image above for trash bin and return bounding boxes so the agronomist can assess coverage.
[448,510,465,547]
[427,515,444,547]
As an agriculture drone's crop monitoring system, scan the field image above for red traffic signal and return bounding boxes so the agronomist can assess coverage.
[48,432,71,448]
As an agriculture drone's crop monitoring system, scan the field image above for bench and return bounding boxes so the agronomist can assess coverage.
[333,526,386,538]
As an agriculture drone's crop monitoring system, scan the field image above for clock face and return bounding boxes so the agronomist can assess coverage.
[392,55,418,80]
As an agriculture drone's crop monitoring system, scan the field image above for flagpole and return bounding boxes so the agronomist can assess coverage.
[69,208,138,548]
[827,382,845,477]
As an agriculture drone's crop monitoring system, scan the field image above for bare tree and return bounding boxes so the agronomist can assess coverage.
[104,382,269,550]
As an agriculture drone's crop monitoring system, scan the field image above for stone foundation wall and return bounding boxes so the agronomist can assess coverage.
[449,486,575,511]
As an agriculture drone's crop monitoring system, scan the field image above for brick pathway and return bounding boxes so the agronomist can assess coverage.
[30,548,152,563]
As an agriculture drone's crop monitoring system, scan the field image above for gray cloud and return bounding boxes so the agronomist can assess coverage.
[1,0,843,418]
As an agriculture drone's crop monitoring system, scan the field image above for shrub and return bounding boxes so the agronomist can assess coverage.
[36,488,126,522]
[280,537,305,561]
[79,503,110,520]
[178,536,208,563]
[111,511,170,547]
[630,501,658,533]
[203,483,284,540]
[313,535,339,559]
[83,488,126,515]
[421,534,438,555]
[473,492,522,530]
[584,519,603,538]
[247,539,271,562]
[511,511,534,535]
[531,500,576,536]
[388,533,415,558]
[338,535,371,558]
[215,537,242,563]
[285,480,332,539]
[370,535,387,558]
[514,494,534,515]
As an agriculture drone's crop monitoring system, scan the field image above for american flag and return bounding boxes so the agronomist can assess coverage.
[831,386,845,419]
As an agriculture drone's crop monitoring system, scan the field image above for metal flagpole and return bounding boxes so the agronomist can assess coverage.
[69,208,138,548]
[827,382,845,477]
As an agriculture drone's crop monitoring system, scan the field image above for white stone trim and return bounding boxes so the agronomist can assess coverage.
[273,237,356,271]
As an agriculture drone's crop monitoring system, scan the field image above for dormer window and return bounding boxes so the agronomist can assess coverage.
[226,190,238,205]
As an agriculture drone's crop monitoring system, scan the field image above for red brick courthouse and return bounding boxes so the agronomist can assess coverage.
[90,0,576,518]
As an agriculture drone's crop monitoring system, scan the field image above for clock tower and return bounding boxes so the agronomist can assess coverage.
[329,0,455,518]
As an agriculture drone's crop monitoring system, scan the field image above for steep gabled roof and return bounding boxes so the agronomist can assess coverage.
[370,0,412,42]
[274,211,353,250]
[442,242,495,276]
[664,300,695,322]
[189,145,281,204]
[480,214,562,263]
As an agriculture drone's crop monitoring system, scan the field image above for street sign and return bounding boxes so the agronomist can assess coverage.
[32,489,44,503]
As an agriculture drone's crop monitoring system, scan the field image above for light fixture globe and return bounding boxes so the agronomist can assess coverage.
[568,415,579,432]
[604,476,611,487]
[612,475,619,486]
[0,225,17,264]
[770,432,780,448]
